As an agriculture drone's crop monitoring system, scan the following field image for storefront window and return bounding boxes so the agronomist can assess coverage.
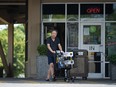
[80,4,104,19]
[67,4,78,21]
[83,25,101,44]
[67,23,78,51]
[105,23,116,61]
[105,4,116,21]
[42,4,65,21]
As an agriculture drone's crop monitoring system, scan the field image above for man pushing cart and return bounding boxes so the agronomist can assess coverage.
[46,29,74,82]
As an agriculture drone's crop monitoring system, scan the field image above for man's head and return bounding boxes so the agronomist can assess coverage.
[51,29,58,39]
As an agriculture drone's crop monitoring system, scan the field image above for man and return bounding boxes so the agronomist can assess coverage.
[46,29,63,81]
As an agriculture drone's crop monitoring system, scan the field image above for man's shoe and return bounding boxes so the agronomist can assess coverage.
[45,79,49,81]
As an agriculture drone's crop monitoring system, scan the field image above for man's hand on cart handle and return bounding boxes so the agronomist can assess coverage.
[61,51,64,53]
[52,50,55,54]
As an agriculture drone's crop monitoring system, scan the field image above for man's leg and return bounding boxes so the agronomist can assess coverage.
[46,56,52,80]
[46,66,51,80]
[50,63,54,77]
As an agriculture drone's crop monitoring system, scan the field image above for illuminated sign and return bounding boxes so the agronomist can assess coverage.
[86,8,101,14]
[81,4,103,14]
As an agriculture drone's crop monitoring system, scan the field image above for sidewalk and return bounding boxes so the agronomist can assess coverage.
[0,78,116,87]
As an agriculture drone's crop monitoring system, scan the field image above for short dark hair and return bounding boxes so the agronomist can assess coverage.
[51,29,58,33]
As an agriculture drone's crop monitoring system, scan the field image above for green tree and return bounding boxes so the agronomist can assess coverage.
[13,24,25,77]
[0,24,25,77]
[0,29,8,67]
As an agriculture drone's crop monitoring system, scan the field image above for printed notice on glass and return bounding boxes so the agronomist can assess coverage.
[84,27,89,35]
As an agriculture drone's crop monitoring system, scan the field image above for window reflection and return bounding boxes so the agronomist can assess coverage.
[105,23,116,61]
[67,4,78,21]
[67,23,78,48]
[83,25,101,44]
[42,4,65,21]
[106,4,116,21]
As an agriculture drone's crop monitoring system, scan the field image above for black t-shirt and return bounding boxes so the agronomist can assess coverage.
[46,37,60,57]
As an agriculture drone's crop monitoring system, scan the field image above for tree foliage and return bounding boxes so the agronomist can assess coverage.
[0,24,25,77]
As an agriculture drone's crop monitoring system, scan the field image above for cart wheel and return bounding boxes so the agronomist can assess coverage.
[64,78,66,81]
[71,77,75,82]
[82,77,87,80]
[64,78,70,82]
[66,79,70,82]
[85,77,87,80]
[72,78,75,82]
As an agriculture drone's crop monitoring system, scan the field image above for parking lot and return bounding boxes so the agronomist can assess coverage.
[0,78,116,87]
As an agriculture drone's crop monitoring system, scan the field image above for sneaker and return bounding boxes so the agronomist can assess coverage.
[45,79,49,81]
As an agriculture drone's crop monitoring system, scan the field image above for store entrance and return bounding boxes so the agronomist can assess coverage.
[80,22,105,78]
[42,22,105,78]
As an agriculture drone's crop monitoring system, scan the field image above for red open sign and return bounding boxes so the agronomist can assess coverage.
[81,4,103,14]
[87,8,101,14]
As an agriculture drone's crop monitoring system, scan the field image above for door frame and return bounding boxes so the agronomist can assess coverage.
[79,22,105,78]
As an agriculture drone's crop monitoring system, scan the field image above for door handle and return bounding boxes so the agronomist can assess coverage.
[88,61,103,63]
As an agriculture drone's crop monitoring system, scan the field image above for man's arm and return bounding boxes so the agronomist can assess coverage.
[58,44,63,52]
[47,44,55,53]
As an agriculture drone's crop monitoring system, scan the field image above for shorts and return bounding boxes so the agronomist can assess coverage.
[48,56,55,65]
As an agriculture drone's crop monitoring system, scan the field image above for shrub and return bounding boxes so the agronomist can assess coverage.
[37,44,47,55]
[108,55,116,65]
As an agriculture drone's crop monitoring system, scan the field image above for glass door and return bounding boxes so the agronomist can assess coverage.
[80,23,105,78]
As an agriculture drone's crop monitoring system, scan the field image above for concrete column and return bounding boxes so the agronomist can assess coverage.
[8,23,14,77]
[27,0,41,78]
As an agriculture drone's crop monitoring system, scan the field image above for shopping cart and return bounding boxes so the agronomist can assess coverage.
[54,50,74,82]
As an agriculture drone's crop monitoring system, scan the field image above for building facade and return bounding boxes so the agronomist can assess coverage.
[26,0,116,79]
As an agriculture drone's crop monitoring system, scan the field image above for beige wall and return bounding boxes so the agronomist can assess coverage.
[27,0,41,78]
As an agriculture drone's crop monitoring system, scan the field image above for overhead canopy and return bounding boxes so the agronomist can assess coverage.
[0,0,26,24]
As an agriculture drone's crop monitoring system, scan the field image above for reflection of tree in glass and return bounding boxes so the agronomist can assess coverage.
[106,23,116,58]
